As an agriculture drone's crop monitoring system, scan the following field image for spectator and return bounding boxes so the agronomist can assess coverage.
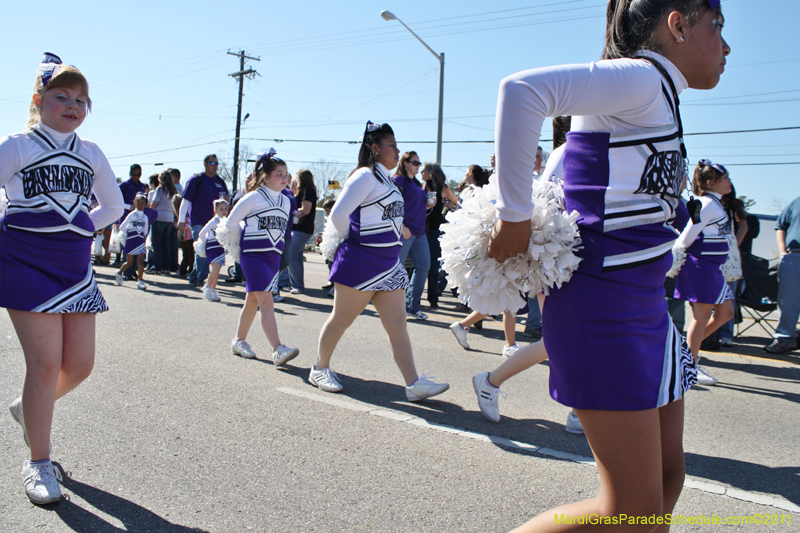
[168,168,183,273]
[764,195,800,354]
[178,154,230,287]
[421,161,458,309]
[149,169,178,274]
[286,169,318,294]
[175,196,194,279]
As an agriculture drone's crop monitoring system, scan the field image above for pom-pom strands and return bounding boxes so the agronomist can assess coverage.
[666,246,687,278]
[440,179,582,315]
[720,233,742,282]
[193,239,207,259]
[215,220,241,262]
[319,217,344,263]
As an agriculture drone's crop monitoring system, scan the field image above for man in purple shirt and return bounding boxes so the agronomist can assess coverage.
[178,154,230,286]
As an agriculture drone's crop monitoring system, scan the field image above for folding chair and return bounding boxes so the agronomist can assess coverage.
[735,253,779,337]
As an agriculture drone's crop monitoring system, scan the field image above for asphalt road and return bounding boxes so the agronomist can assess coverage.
[1,254,798,532]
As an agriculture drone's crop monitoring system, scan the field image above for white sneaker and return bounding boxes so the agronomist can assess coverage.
[406,373,449,402]
[449,322,470,350]
[502,343,520,358]
[308,365,343,392]
[22,460,62,505]
[136,280,147,290]
[9,397,28,446]
[231,339,257,359]
[273,292,284,303]
[290,288,303,295]
[719,338,733,348]
[472,372,506,423]
[203,286,214,301]
[211,289,221,302]
[565,411,584,434]
[406,310,428,320]
[696,365,718,386]
[272,344,300,367]
[115,272,123,286]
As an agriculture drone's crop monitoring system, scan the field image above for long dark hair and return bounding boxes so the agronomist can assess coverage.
[250,152,286,192]
[552,116,572,150]
[350,122,395,181]
[295,169,317,198]
[692,160,726,197]
[422,162,447,193]
[467,165,490,187]
[157,169,177,197]
[603,0,714,60]
[397,151,422,187]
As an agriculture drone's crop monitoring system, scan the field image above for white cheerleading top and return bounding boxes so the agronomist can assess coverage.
[196,215,222,253]
[224,186,290,254]
[0,122,123,236]
[675,192,731,253]
[118,209,150,240]
[494,51,688,229]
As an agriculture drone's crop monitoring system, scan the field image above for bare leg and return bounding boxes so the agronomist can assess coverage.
[55,313,96,400]
[252,291,281,350]
[136,255,144,281]
[488,340,549,388]
[460,310,487,329]
[101,229,111,264]
[703,300,734,339]
[235,292,259,340]
[512,407,674,532]
[116,255,135,275]
[372,289,419,386]
[206,263,222,290]
[316,283,373,369]
[503,310,517,346]
[655,400,686,533]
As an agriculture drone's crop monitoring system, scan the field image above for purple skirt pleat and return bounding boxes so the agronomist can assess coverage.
[241,251,281,292]
[329,241,408,291]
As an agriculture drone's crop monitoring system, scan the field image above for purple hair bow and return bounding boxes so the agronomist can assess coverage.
[37,52,63,87]
[707,0,720,11]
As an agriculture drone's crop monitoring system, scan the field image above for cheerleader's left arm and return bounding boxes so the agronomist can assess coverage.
[90,148,124,230]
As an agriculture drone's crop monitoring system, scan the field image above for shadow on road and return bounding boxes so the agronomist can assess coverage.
[51,463,208,533]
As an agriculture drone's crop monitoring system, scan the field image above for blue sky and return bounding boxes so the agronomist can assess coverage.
[1,0,798,214]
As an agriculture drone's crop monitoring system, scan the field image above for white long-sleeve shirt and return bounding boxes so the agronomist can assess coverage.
[0,122,123,235]
[494,51,688,223]
[674,192,730,250]
[224,186,290,253]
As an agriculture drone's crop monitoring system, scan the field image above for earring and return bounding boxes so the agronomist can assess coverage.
[676,35,685,43]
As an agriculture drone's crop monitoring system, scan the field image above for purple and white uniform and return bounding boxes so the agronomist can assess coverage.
[224,186,290,293]
[0,123,123,313]
[329,163,409,292]
[495,51,696,411]
[673,192,733,304]
[196,215,226,265]
[119,210,149,255]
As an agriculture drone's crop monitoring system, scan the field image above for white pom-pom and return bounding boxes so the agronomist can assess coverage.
[320,217,344,263]
[215,218,241,262]
[666,246,687,278]
[440,179,582,315]
[193,238,207,258]
[720,233,742,282]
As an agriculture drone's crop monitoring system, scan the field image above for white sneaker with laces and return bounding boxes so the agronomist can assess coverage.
[115,272,123,286]
[203,286,214,301]
[472,372,506,423]
[449,322,470,350]
[211,289,221,302]
[695,365,718,386]
[406,310,428,320]
[273,292,284,303]
[22,460,62,505]
[273,345,300,367]
[406,373,449,401]
[502,343,520,358]
[290,288,303,295]
[565,411,584,434]
[136,280,147,290]
[231,339,257,359]
[309,366,343,392]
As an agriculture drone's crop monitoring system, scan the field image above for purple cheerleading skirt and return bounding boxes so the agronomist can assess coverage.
[206,241,226,266]
[329,241,409,292]
[674,253,732,304]
[124,234,146,255]
[0,226,108,314]
[240,250,281,292]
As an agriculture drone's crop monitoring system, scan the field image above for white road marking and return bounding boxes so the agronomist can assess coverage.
[277,386,800,513]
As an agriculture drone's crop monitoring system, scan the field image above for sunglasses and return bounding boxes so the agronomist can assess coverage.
[207,161,219,166]
[408,161,421,166]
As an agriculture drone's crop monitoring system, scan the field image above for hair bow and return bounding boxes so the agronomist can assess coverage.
[357,121,382,144]
[707,0,720,11]
[257,147,277,163]
[698,158,727,176]
[37,52,63,88]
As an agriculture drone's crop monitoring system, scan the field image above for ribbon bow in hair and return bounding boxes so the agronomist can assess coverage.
[357,121,381,144]
[698,158,727,176]
[37,52,63,87]
[257,147,278,163]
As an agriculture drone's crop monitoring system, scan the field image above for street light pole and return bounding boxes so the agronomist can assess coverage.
[381,10,444,164]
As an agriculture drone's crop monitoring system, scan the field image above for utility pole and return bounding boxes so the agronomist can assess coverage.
[228,50,260,191]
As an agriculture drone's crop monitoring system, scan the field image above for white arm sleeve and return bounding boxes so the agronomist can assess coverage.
[89,147,124,230]
[0,135,22,190]
[178,198,192,224]
[118,211,134,233]
[225,192,255,234]
[330,170,375,238]
[674,199,715,250]
[494,59,664,222]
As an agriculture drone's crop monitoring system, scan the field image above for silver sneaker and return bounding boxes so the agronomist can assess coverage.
[272,345,300,367]
[472,372,505,423]
[308,366,343,392]
[22,460,62,505]
[565,411,584,434]
[231,339,257,359]
[502,343,520,358]
[449,322,470,350]
[696,365,718,386]
[406,373,449,402]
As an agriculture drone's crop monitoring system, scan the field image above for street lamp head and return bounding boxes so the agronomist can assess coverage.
[380,10,397,21]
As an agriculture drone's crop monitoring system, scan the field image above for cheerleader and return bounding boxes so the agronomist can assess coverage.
[219,149,299,366]
[670,160,735,386]
[194,198,229,302]
[0,53,124,504]
[114,193,150,290]
[487,1,730,529]
[312,122,449,401]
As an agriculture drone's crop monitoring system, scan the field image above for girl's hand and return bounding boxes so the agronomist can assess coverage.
[401,225,411,239]
[487,219,531,263]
